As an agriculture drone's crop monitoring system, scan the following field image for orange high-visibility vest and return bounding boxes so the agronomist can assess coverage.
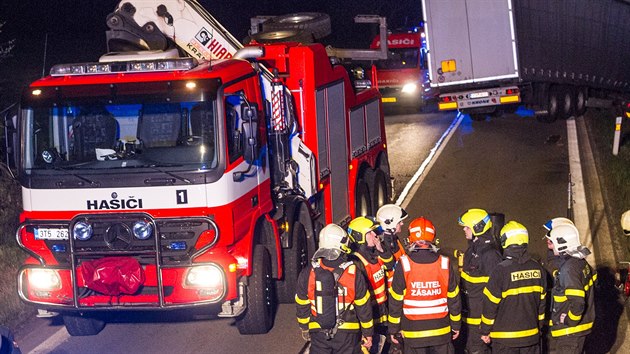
[400,254,450,320]
[355,253,387,305]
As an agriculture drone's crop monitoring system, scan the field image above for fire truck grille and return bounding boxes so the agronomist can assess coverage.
[43,215,217,266]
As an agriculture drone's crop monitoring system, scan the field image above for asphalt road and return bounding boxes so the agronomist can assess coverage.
[15,108,629,353]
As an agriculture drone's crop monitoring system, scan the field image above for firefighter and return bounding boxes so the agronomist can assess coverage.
[347,216,395,353]
[457,208,503,354]
[541,217,576,274]
[546,223,596,353]
[480,221,547,353]
[622,209,630,236]
[376,204,409,262]
[388,217,462,354]
[295,223,374,354]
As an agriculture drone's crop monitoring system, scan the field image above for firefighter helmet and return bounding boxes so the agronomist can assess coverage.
[408,217,436,244]
[312,223,351,260]
[622,210,630,237]
[376,204,409,233]
[500,221,529,248]
[458,208,492,236]
[543,217,574,231]
[546,223,582,255]
[347,216,380,245]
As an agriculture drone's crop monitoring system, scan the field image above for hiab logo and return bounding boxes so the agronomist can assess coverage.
[87,192,143,210]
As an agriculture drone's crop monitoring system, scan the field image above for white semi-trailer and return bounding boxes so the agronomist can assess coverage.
[422,0,630,122]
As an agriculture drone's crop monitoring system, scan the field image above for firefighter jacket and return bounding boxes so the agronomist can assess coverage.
[480,245,547,348]
[460,231,503,327]
[388,249,462,347]
[353,245,393,325]
[549,255,596,338]
[295,256,374,337]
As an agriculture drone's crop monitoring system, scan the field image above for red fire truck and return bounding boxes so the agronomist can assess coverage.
[370,30,433,111]
[4,1,391,336]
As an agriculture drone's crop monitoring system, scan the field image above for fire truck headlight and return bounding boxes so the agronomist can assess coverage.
[402,83,418,94]
[73,221,93,241]
[185,265,224,289]
[29,269,61,291]
[132,220,153,240]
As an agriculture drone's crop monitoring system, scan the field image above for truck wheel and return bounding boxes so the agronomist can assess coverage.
[237,245,275,334]
[355,179,372,217]
[559,87,574,119]
[371,169,390,212]
[63,314,105,336]
[276,222,308,303]
[249,30,315,44]
[262,13,331,40]
[575,87,587,116]
[537,87,560,123]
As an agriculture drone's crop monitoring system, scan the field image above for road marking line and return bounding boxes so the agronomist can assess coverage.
[27,327,67,354]
[398,112,463,208]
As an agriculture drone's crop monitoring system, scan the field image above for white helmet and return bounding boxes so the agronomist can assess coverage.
[546,223,582,256]
[543,217,574,231]
[622,210,630,237]
[312,224,351,260]
[376,204,408,233]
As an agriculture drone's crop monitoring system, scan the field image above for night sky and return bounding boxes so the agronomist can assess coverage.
[0,0,421,103]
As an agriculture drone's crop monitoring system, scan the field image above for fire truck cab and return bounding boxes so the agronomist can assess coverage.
[370,30,433,111]
[5,1,391,336]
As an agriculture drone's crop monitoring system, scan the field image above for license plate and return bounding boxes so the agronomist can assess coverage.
[469,92,489,99]
[34,228,69,240]
[382,97,397,103]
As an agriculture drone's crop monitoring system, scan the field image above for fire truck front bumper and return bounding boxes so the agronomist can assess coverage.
[17,257,240,311]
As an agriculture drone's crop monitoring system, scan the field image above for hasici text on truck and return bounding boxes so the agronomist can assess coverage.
[422,0,630,122]
[3,0,392,336]
[370,30,432,111]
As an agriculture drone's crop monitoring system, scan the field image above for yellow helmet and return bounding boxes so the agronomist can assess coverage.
[500,221,529,248]
[458,208,492,236]
[347,216,380,244]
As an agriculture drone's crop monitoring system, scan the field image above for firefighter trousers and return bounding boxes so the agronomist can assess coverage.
[490,342,540,354]
[553,335,586,354]
[309,331,362,354]
[402,342,454,354]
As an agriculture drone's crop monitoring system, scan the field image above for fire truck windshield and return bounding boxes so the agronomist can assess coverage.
[375,48,421,70]
[19,80,220,176]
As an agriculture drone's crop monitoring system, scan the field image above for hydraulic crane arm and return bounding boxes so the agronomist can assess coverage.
[107,0,243,60]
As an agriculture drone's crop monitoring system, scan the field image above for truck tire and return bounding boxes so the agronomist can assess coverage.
[249,29,315,44]
[276,221,308,303]
[559,87,574,119]
[355,178,372,217]
[262,13,331,40]
[537,87,560,123]
[575,87,587,116]
[63,314,106,336]
[236,245,275,334]
[371,169,390,213]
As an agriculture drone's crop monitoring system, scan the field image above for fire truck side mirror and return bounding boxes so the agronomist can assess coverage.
[241,104,259,163]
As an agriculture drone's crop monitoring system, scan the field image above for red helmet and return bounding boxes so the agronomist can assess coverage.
[408,217,436,244]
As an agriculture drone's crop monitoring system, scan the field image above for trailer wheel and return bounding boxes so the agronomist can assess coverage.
[355,179,372,217]
[63,313,106,336]
[537,87,560,123]
[575,87,587,116]
[559,87,574,119]
[276,222,308,303]
[262,13,331,40]
[237,245,275,334]
[371,169,390,212]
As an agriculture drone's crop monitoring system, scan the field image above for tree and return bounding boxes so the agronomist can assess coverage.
[0,21,15,63]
